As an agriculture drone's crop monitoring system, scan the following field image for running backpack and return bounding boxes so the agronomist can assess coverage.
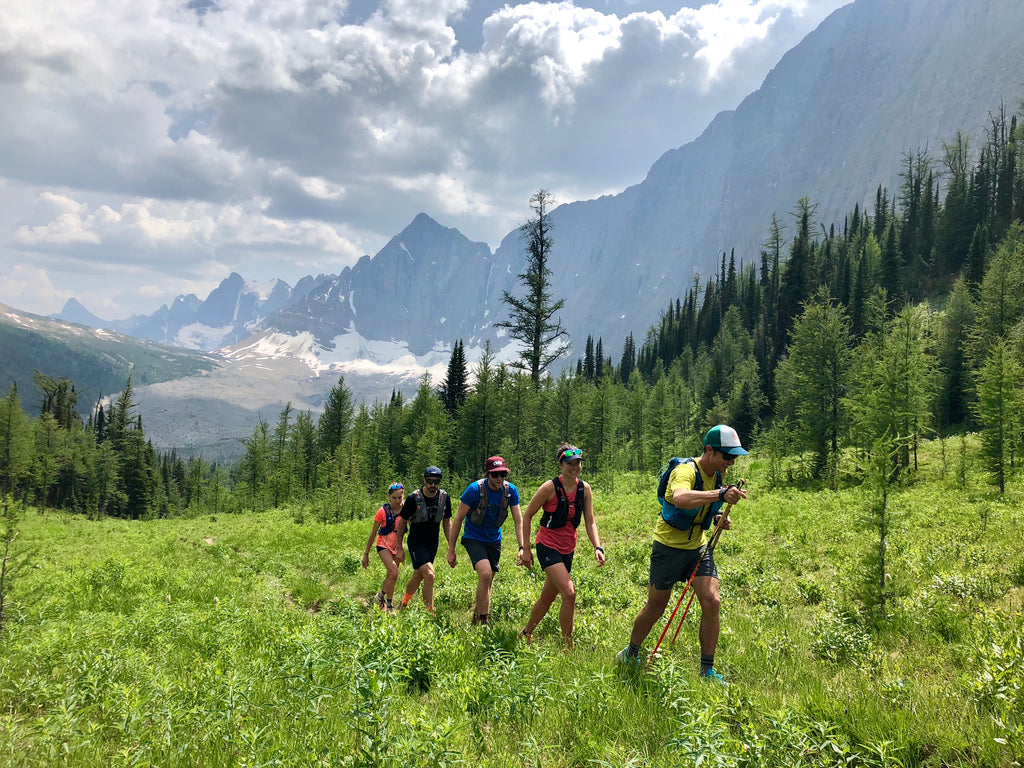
[409,489,449,524]
[540,476,585,530]
[657,457,723,532]
[378,503,397,536]
[468,479,510,527]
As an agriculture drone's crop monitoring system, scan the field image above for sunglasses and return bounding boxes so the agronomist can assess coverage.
[424,478,440,486]
[488,471,509,479]
[388,483,404,492]
[559,448,583,461]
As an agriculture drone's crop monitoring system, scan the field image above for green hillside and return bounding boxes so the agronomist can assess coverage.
[0,303,218,412]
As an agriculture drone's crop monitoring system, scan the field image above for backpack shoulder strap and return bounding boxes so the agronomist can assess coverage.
[660,457,699,504]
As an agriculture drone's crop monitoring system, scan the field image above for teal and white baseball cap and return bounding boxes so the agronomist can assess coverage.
[703,424,748,456]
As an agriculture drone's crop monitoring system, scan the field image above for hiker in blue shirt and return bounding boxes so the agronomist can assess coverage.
[446,455,526,625]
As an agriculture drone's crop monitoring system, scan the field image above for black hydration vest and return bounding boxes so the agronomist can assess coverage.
[540,476,585,530]
[409,489,449,523]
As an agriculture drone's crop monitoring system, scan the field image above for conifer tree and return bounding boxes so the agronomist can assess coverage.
[619,333,636,383]
[973,337,1022,494]
[934,131,974,276]
[292,410,318,498]
[239,417,270,512]
[774,289,852,480]
[499,189,570,387]
[318,377,354,457]
[971,222,1024,361]
[456,341,497,474]
[404,374,451,476]
[777,198,817,344]
[0,386,33,497]
[936,278,976,429]
[439,340,468,416]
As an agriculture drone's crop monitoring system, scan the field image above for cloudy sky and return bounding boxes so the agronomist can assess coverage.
[0,0,848,319]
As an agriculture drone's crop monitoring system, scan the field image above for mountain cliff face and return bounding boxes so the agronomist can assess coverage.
[519,0,1024,350]
[269,213,516,356]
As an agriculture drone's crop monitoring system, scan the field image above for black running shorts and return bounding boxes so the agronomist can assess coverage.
[461,537,501,572]
[535,541,574,573]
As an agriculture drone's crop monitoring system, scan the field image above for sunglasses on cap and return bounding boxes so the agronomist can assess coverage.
[388,483,404,492]
[559,447,583,462]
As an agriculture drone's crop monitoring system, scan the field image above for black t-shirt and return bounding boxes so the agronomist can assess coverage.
[400,489,452,543]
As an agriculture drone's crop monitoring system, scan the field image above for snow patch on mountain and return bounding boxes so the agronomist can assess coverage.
[175,323,235,350]
[223,331,321,371]
[243,278,280,301]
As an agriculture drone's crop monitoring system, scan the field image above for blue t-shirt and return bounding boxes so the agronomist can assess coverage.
[459,480,520,544]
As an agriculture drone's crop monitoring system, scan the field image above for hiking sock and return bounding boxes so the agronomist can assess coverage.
[626,643,640,658]
[400,592,412,609]
[700,654,715,674]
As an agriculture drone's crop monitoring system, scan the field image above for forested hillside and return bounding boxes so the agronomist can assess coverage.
[2,102,1024,519]
[0,305,217,411]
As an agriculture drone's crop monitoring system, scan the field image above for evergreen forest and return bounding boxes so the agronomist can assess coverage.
[3,103,1024,515]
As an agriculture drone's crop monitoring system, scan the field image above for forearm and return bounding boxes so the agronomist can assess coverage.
[671,488,721,508]
[511,508,525,548]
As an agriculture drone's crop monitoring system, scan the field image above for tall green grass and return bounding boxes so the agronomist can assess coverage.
[1,442,1022,766]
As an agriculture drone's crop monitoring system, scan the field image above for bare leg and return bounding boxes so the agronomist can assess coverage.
[628,584,673,648]
[692,576,722,656]
[524,576,559,635]
[404,568,423,599]
[377,550,400,601]
[419,562,436,608]
[473,559,494,619]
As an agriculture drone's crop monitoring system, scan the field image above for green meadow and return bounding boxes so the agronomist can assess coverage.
[2,444,1022,767]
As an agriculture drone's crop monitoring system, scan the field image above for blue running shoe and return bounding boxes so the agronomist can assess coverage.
[700,667,727,684]
[616,646,641,666]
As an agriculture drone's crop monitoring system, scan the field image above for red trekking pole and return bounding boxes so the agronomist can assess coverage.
[651,479,744,659]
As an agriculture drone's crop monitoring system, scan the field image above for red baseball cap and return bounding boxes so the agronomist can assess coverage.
[484,456,507,472]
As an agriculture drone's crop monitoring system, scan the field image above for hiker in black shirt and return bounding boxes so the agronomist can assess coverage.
[395,466,452,612]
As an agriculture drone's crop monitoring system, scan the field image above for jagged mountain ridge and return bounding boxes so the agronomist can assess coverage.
[56,272,306,351]
[270,213,512,356]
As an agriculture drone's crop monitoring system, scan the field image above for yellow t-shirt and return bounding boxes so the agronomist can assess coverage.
[653,458,718,550]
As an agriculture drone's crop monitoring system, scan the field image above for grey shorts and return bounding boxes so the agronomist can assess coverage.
[649,540,718,591]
